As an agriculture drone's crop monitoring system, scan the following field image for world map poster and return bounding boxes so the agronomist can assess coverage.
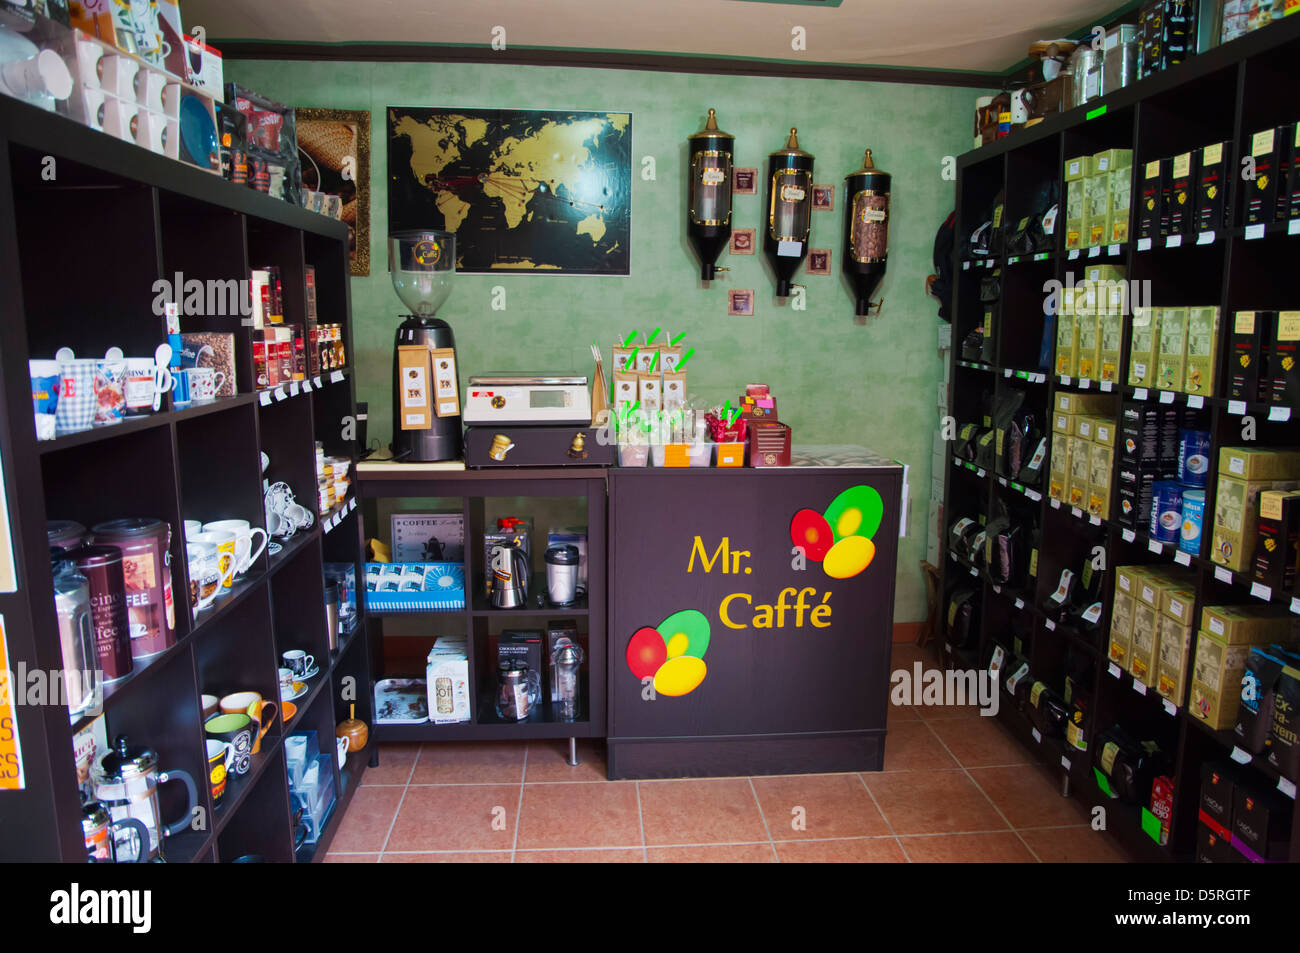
[387,107,632,275]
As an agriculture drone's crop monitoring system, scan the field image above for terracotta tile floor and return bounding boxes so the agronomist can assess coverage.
[325,645,1137,863]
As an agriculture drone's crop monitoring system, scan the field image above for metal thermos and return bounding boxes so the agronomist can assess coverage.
[51,550,101,721]
[544,544,579,606]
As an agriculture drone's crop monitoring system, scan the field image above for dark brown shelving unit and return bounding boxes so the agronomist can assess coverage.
[355,466,607,747]
[0,95,370,862]
[941,17,1300,863]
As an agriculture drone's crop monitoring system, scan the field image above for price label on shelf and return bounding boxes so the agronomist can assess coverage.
[1079,379,1092,389]
[970,567,978,577]
[258,391,272,406]
[274,387,287,402]
[1158,390,1175,404]
[1137,237,1152,251]
[976,468,986,478]
[348,498,356,513]
[1252,582,1272,601]
[1162,699,1177,717]
[301,380,312,392]
[1031,728,1042,743]
[313,376,323,389]
[1228,400,1247,416]
[1027,490,1042,502]
[1292,597,1300,616]
[1088,246,1101,258]
[1072,507,1084,519]
[1108,244,1120,256]
[1008,256,1020,265]
[1061,755,1072,770]
[331,371,345,384]
[1134,388,1148,401]
[963,261,971,270]
[1044,619,1056,631]
[1269,406,1291,422]
[1290,219,1300,236]
[1197,231,1214,245]
[1060,375,1072,386]
[953,457,961,468]
[1014,598,1025,610]
[1215,566,1233,584]
[1004,368,1012,377]
[1148,539,1163,554]
[1174,551,1192,566]
[1280,777,1297,800]
[1166,234,1182,248]
[1068,249,1080,260]
[1108,663,1122,679]
[998,477,1008,486]
[1033,373,1047,383]
[1050,499,1061,509]
[1133,680,1147,696]
[1245,223,1266,241]
[289,381,300,397]
[1122,529,1136,543]
[1187,395,1204,409]
[1100,381,1113,392]
[1090,515,1101,525]
[993,584,1002,594]
[1230,746,1252,766]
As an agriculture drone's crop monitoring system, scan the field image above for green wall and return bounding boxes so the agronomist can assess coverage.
[226,57,972,622]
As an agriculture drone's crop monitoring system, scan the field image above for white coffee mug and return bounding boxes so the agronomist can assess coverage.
[190,529,237,591]
[202,519,267,576]
[185,366,225,403]
[123,357,173,415]
[183,519,203,539]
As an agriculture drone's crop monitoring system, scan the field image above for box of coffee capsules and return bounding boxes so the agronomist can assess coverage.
[1167,150,1199,236]
[1120,402,1179,467]
[1253,490,1300,592]
[1270,311,1300,406]
[1117,461,1174,529]
[1197,140,1230,232]
[1245,125,1293,226]
[1230,311,1276,404]
[1136,159,1165,240]
[1184,307,1221,397]
[1288,123,1300,221]
[1128,306,1160,388]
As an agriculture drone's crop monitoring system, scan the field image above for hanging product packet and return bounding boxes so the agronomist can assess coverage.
[661,346,684,373]
[612,345,634,374]
[638,373,662,415]
[662,371,686,412]
[612,369,638,411]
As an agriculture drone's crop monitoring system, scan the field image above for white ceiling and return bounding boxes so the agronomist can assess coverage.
[184,0,1120,75]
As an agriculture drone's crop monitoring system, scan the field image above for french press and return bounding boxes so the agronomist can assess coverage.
[82,797,150,863]
[91,735,198,862]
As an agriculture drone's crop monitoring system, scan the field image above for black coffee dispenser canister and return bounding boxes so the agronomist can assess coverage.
[843,149,891,317]
[687,108,734,281]
[764,128,814,297]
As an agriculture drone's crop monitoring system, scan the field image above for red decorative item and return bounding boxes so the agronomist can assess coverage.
[705,412,747,444]
[790,509,834,560]
[626,627,668,680]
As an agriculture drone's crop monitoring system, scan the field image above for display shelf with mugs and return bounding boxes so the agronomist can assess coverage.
[0,91,370,862]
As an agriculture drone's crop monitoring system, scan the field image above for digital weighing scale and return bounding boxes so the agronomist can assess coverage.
[463,374,592,427]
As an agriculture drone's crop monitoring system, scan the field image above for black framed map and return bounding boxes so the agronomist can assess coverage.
[387,107,632,274]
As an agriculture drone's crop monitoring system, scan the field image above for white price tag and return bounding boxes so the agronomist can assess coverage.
[1108,244,1120,256]
[1269,406,1291,422]
[1051,499,1061,509]
[1228,400,1247,416]
[301,380,312,392]
[313,376,323,388]
[1148,539,1163,554]
[348,498,356,513]
[1133,680,1147,696]
[1215,566,1233,583]
[1028,490,1042,502]
[289,381,300,397]
[1245,223,1266,240]
[1061,376,1072,385]
[970,567,978,577]
[1292,597,1300,616]
[1061,755,1072,770]
[1109,663,1122,679]
[1031,728,1042,743]
[1187,395,1203,409]
[1101,381,1113,392]
[259,391,272,406]
[331,370,345,384]
[273,387,287,402]
[1090,515,1101,525]
[1044,619,1056,631]
[1014,598,1025,609]
[1159,390,1175,404]
[1280,777,1298,800]
[963,261,971,270]
[1197,231,1214,245]
[1080,379,1092,389]
[1230,746,1252,765]
[993,584,1002,593]
[1004,368,1012,377]
[1123,529,1136,542]
[1134,388,1148,400]
[1166,234,1182,248]
[1072,507,1084,519]
[1174,551,1191,566]
[1252,582,1272,601]
[953,457,961,468]
[976,468,986,478]
[998,477,1007,486]
[1068,249,1080,260]
[1290,219,1300,236]
[1088,246,1101,258]
[1137,237,1152,251]
[1034,374,1046,383]
[1162,699,1177,717]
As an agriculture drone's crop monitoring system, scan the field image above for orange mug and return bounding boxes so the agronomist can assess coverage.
[220,692,279,754]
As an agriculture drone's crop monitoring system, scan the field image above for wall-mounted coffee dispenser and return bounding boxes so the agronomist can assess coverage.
[842,149,891,318]
[764,128,813,298]
[687,108,734,281]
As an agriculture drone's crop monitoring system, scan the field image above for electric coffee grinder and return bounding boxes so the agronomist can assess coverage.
[389,230,463,462]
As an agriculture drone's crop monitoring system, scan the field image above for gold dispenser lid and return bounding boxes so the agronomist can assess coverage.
[689,107,734,140]
[848,149,888,177]
[770,127,812,158]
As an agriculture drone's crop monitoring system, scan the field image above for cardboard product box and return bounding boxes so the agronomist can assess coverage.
[1192,630,1260,729]
[1048,436,1070,502]
[1219,446,1300,482]
[1167,150,1199,236]
[1253,490,1300,592]
[1115,565,1147,600]
[1110,589,1136,666]
[1117,462,1166,528]
[1229,311,1275,404]
[1092,416,1117,448]
[1201,603,1300,645]
[1211,476,1300,572]
[1232,784,1293,861]
[498,629,545,688]
[1088,480,1112,520]
[1098,311,1125,384]
[1196,823,1237,863]
[1157,615,1194,703]
[1065,155,1088,182]
[1068,436,1093,508]
[1051,410,1074,437]
[390,512,465,563]
[1108,168,1133,245]
[1085,172,1110,247]
[1197,140,1230,231]
[1131,601,1161,686]
[1089,443,1114,496]
[1184,307,1220,397]
[1055,310,1078,377]
[1137,159,1165,239]
[1074,416,1095,442]
[1092,148,1133,177]
[1076,313,1100,380]
[1056,392,1115,417]
[1199,760,1237,829]
[1288,123,1300,221]
[1270,311,1300,407]
[1156,307,1189,392]
[1128,306,1160,388]
[1065,177,1086,250]
[426,637,471,724]
[1161,586,1196,627]
[1245,126,1287,226]
[1119,402,1178,467]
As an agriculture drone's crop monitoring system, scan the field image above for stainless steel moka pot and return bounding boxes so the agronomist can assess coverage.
[490,541,530,609]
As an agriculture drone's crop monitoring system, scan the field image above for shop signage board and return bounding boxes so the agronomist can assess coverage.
[607,458,901,778]
[0,616,25,791]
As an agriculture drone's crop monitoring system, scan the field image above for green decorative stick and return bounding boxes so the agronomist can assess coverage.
[676,347,696,371]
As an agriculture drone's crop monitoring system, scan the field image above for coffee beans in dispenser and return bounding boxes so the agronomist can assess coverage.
[764,128,813,298]
[843,149,890,319]
[687,108,734,281]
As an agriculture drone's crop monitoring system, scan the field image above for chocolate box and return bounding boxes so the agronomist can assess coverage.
[748,421,791,467]
[1245,126,1290,226]
[1229,311,1275,404]
[1197,140,1230,232]
[1136,158,1165,240]
[1167,150,1198,236]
